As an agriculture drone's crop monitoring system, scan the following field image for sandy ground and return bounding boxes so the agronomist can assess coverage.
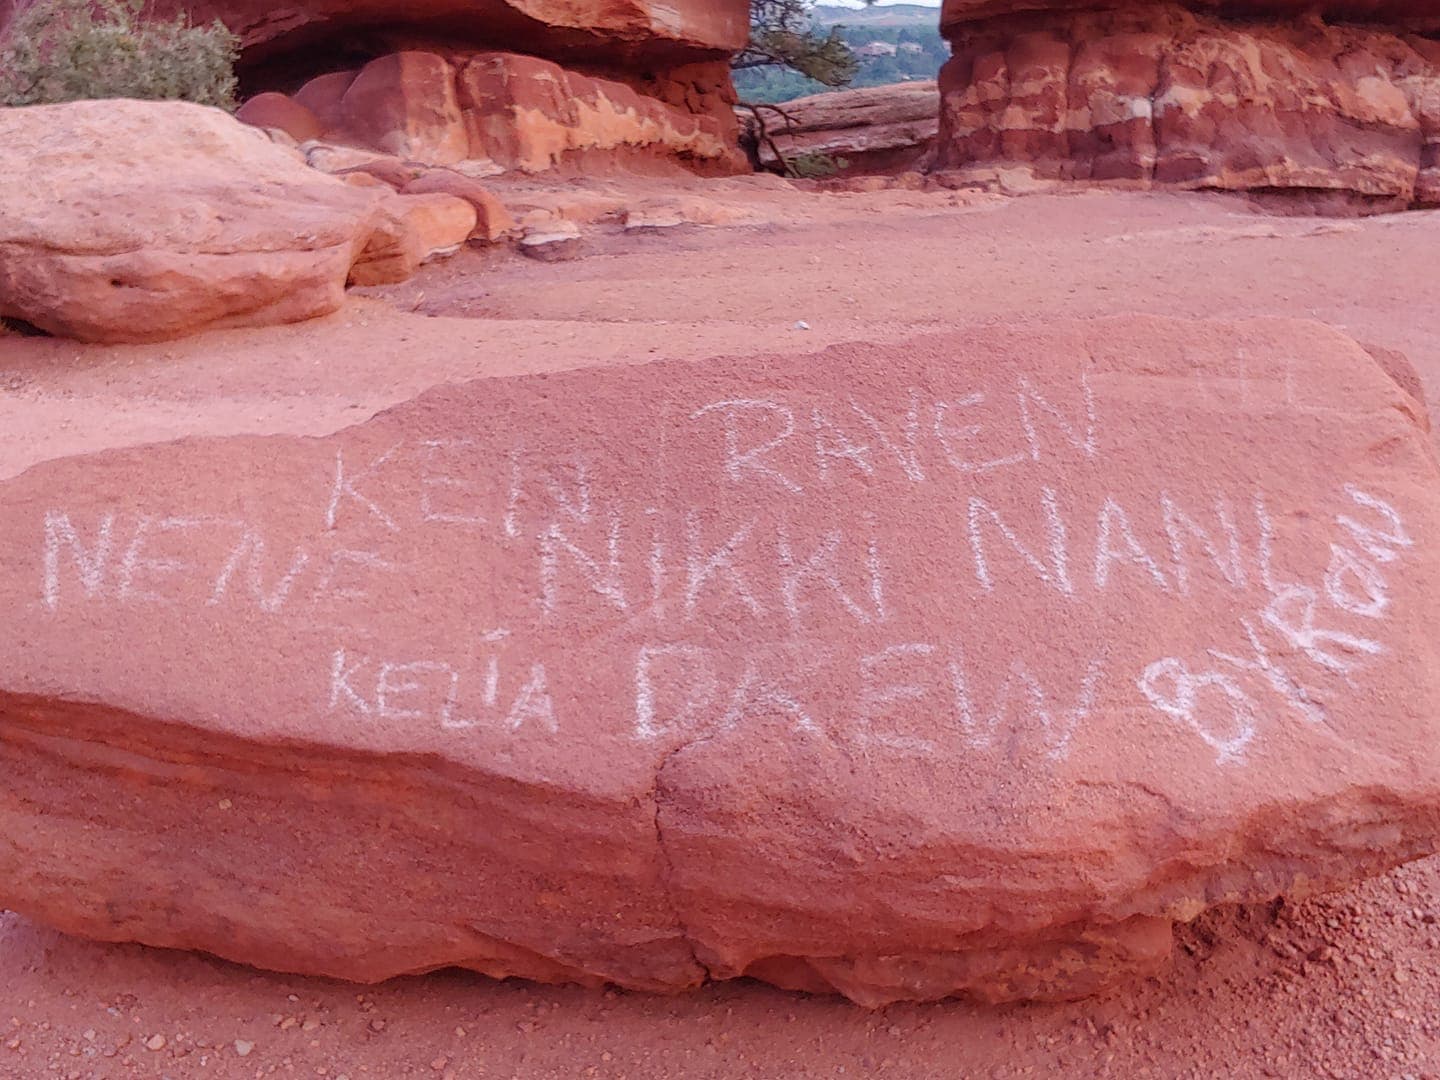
[3,185,1440,1078]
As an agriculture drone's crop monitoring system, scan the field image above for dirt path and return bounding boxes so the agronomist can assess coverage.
[3,188,1440,1078]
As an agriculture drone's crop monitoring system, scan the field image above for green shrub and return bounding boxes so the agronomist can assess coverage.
[789,151,849,179]
[0,0,238,109]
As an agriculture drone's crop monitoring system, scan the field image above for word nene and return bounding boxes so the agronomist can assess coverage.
[38,485,1369,628]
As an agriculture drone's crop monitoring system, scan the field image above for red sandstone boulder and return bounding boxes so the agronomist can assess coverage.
[333,156,428,190]
[936,5,1440,207]
[2,316,1439,1004]
[400,170,516,241]
[350,192,478,285]
[0,99,385,343]
[332,52,470,165]
[292,70,358,129]
[756,81,941,176]
[235,91,324,142]
[0,100,483,343]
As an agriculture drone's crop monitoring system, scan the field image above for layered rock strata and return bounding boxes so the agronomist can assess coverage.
[756,81,941,176]
[937,3,1440,206]
[240,49,745,175]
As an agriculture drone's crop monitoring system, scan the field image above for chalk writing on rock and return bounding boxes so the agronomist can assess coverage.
[33,371,1418,768]
[1139,486,1412,765]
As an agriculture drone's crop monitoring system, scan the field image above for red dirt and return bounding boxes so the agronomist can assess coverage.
[5,863,1439,1078]
[3,185,1440,1077]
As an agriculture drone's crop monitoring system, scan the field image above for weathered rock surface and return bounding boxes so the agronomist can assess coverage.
[235,90,326,142]
[936,5,1440,206]
[400,170,516,241]
[941,0,1440,34]
[130,0,751,177]
[146,0,750,65]
[2,316,1439,1005]
[0,100,488,343]
[0,100,379,342]
[350,191,477,285]
[756,81,941,176]
[252,50,745,175]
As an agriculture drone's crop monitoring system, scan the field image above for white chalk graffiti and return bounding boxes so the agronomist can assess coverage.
[42,512,395,614]
[1138,487,1412,764]
[43,510,115,609]
[688,373,1100,496]
[327,443,402,532]
[329,636,557,734]
[630,639,1104,762]
[692,399,804,494]
[1139,660,1258,764]
[33,369,1427,774]
[967,488,1072,596]
[208,529,310,613]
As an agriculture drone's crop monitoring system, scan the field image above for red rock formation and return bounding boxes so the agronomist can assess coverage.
[936,4,1440,206]
[3,317,1440,1004]
[245,50,746,176]
[757,81,941,176]
[0,100,476,342]
[400,169,516,241]
[148,0,749,65]
[125,0,752,177]
[453,51,739,174]
[349,190,478,285]
[941,0,1440,33]
[235,91,326,142]
[327,51,471,164]
[0,1,749,178]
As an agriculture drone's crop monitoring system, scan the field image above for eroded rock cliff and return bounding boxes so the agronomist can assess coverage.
[144,0,752,176]
[240,49,745,176]
[936,1,1440,206]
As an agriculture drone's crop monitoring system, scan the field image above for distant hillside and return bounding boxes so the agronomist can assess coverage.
[811,4,940,28]
[735,6,948,103]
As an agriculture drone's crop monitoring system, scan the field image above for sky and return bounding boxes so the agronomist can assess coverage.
[825,1,942,7]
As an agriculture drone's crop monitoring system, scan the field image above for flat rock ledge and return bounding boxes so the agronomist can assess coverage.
[2,315,1439,1005]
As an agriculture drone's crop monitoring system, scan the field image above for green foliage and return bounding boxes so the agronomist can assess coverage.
[736,0,866,89]
[0,0,238,109]
[788,151,849,179]
[734,4,947,103]
[732,65,830,104]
